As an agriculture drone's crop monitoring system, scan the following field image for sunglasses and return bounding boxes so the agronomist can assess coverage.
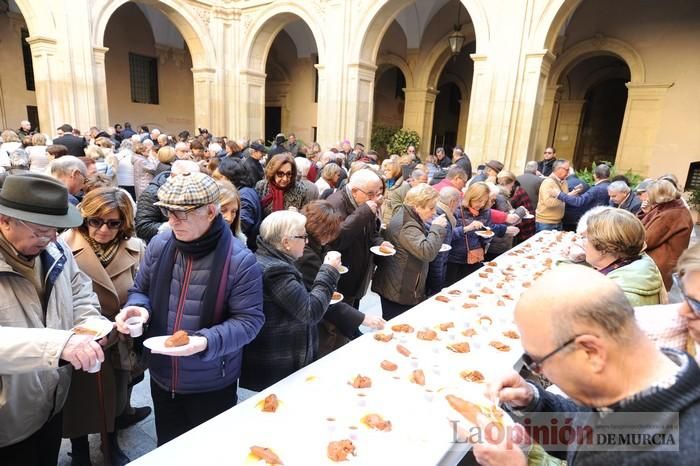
[159,205,204,221]
[673,273,700,315]
[521,335,581,374]
[87,217,123,230]
[275,171,293,179]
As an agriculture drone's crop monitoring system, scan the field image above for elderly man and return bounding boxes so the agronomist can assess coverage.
[553,163,610,213]
[285,133,299,156]
[409,168,428,187]
[0,174,108,466]
[473,264,700,466]
[17,120,32,138]
[49,155,87,205]
[244,142,266,185]
[517,161,543,210]
[174,141,191,160]
[426,186,460,295]
[452,146,472,179]
[608,180,642,214]
[116,172,264,446]
[433,167,468,193]
[537,146,556,176]
[327,169,392,308]
[535,159,569,231]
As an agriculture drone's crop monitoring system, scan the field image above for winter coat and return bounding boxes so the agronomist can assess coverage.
[61,230,144,438]
[613,191,643,215]
[295,239,365,357]
[536,174,568,225]
[135,170,170,243]
[132,153,156,199]
[382,176,410,226]
[448,206,506,264]
[426,202,456,295]
[0,237,104,447]
[607,254,665,307]
[372,205,446,305]
[508,183,535,242]
[243,156,264,186]
[239,186,262,251]
[240,238,339,391]
[640,199,693,290]
[454,156,473,179]
[126,230,264,394]
[559,179,610,215]
[487,194,515,256]
[327,186,384,301]
[516,173,543,210]
[255,179,309,218]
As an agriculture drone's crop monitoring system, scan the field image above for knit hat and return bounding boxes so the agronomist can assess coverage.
[485,160,504,173]
[154,172,220,211]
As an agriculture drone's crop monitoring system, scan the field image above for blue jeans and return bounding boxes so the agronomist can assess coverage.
[536,222,562,232]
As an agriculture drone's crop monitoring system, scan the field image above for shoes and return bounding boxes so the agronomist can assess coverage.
[69,436,93,466]
[103,432,131,466]
[115,406,152,429]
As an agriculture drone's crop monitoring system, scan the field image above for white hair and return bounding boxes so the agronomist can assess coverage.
[143,139,154,148]
[259,210,307,249]
[49,155,87,177]
[175,142,189,151]
[320,151,335,165]
[439,186,461,205]
[524,161,538,174]
[348,168,382,190]
[208,143,222,153]
[171,160,200,176]
[608,180,630,194]
[295,156,311,178]
[576,206,613,234]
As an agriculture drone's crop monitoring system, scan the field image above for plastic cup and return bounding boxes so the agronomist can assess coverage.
[87,360,101,373]
[327,250,341,262]
[126,316,144,337]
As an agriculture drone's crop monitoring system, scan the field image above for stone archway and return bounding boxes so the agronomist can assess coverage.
[240,4,326,143]
[92,0,217,133]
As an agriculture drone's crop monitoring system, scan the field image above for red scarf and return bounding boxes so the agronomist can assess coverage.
[261,180,290,211]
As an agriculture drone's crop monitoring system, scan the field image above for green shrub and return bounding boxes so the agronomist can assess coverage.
[387,128,421,158]
[370,124,399,160]
[575,161,644,190]
[688,186,700,211]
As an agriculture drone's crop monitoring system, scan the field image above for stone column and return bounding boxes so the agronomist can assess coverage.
[213,7,240,138]
[191,67,217,134]
[344,62,377,146]
[402,87,439,157]
[552,99,586,161]
[533,84,561,161]
[92,46,110,130]
[26,36,67,134]
[504,50,555,174]
[463,54,493,164]
[616,83,674,175]
[239,69,266,140]
[456,97,469,149]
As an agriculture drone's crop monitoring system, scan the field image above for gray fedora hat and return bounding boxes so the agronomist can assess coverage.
[0,173,83,228]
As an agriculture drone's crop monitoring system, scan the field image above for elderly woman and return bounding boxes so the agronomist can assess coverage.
[216,156,262,251]
[639,179,693,290]
[0,129,21,167]
[381,155,409,226]
[27,133,50,173]
[447,182,518,285]
[255,153,309,218]
[132,141,157,199]
[240,210,342,391]
[297,201,385,356]
[583,208,665,306]
[497,170,535,243]
[155,145,177,176]
[372,184,447,319]
[61,187,145,465]
[315,162,343,199]
[295,156,320,205]
[216,179,246,244]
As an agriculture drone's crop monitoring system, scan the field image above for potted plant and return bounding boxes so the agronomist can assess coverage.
[687,186,700,224]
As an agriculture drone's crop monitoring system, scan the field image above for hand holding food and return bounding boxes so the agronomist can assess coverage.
[61,334,105,371]
[486,370,534,409]
[378,242,395,254]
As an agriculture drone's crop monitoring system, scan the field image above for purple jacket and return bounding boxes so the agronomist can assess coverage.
[127,231,264,394]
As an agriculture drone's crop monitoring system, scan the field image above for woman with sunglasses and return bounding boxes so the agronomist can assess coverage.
[240,210,342,391]
[60,187,145,465]
[255,153,310,218]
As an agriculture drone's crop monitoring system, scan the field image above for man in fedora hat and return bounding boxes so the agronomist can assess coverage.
[115,172,264,446]
[0,173,109,466]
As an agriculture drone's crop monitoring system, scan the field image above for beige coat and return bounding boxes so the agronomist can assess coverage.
[0,237,104,447]
[535,174,568,224]
[60,230,144,437]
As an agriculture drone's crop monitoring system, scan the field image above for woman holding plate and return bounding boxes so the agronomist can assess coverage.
[61,187,144,465]
[372,184,447,320]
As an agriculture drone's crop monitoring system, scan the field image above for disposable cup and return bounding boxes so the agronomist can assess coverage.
[87,360,101,373]
[126,317,144,338]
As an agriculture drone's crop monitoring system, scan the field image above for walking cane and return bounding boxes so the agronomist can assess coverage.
[96,370,112,466]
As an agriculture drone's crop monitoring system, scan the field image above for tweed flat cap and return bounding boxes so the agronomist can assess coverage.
[154,172,220,211]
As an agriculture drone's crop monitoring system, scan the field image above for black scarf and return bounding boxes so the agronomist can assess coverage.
[149,214,233,334]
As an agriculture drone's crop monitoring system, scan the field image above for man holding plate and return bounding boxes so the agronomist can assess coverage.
[0,173,108,466]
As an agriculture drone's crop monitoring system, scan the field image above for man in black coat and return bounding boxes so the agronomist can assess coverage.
[327,169,392,308]
[53,124,87,157]
[452,146,472,180]
[537,146,556,176]
[243,142,266,185]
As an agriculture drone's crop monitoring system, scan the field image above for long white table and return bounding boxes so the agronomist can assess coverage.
[130,230,573,466]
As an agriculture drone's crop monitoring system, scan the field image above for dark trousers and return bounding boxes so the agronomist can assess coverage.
[380,296,413,321]
[151,379,237,446]
[0,412,62,466]
[445,262,483,286]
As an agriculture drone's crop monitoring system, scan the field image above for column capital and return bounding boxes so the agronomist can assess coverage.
[625,82,674,96]
[213,6,242,22]
[92,46,110,64]
[470,53,489,63]
[191,67,217,81]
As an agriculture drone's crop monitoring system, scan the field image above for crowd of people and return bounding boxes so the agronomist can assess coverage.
[1,120,699,466]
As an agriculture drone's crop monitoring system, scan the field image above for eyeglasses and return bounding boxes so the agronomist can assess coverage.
[544,151,554,154]
[673,273,700,315]
[521,335,582,374]
[16,219,57,241]
[87,217,123,230]
[159,205,204,221]
[290,234,309,242]
[355,187,380,199]
[275,171,293,179]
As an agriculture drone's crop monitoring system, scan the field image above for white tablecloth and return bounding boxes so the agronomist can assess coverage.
[130,231,573,466]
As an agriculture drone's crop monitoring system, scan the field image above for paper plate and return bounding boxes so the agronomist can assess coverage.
[71,318,113,341]
[439,244,452,252]
[144,335,197,356]
[370,246,396,256]
[330,292,344,305]
[522,214,534,220]
[338,265,349,274]
[474,230,495,239]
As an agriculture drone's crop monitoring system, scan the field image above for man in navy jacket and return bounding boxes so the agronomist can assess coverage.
[552,164,611,229]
